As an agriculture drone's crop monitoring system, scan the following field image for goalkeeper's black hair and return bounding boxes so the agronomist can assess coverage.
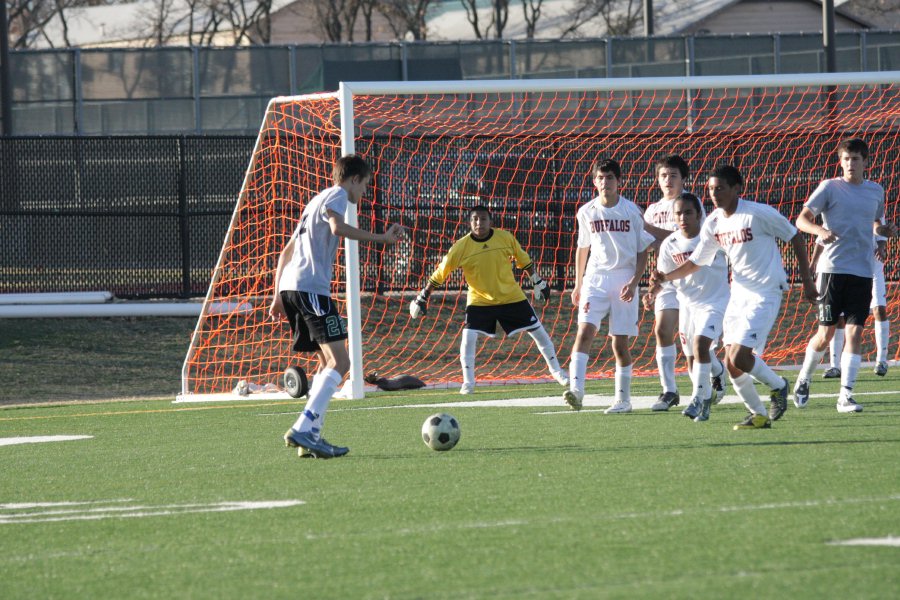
[469,204,491,218]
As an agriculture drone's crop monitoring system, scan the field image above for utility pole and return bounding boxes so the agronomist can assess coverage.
[823,0,836,72]
[0,0,12,136]
[643,0,654,36]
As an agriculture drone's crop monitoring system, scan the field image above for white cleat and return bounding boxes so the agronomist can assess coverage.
[604,401,632,414]
[460,383,475,395]
[836,396,863,413]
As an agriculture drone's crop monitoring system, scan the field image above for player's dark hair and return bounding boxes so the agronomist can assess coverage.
[677,192,702,215]
[333,154,372,185]
[469,204,491,218]
[709,164,743,187]
[592,158,621,180]
[656,154,689,179]
[837,137,869,159]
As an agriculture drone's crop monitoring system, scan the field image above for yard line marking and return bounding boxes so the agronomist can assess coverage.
[0,500,305,525]
[828,536,900,547]
[0,499,133,509]
[0,435,93,447]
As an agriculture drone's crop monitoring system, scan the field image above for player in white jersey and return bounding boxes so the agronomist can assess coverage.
[270,155,404,458]
[642,156,720,411]
[563,158,654,414]
[646,193,729,423]
[650,165,817,430]
[792,138,895,413]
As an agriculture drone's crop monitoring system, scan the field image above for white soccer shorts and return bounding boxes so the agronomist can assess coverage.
[578,270,639,337]
[654,282,680,312]
[678,303,724,358]
[722,285,783,355]
[871,261,886,309]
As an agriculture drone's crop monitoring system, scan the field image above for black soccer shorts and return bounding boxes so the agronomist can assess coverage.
[464,300,540,337]
[280,290,348,352]
[817,273,872,326]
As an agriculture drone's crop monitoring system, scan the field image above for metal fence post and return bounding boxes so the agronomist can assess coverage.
[178,136,191,298]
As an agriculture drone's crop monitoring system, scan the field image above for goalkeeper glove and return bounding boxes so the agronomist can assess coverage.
[409,294,428,318]
[531,274,550,306]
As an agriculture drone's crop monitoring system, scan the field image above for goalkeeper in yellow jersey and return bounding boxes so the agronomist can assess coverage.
[409,205,568,394]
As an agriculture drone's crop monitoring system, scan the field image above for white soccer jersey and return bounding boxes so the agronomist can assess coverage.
[805,177,885,278]
[278,185,348,297]
[576,195,654,278]
[658,231,729,312]
[690,198,797,292]
[645,197,707,234]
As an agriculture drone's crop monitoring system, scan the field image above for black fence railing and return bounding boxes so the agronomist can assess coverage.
[0,136,256,298]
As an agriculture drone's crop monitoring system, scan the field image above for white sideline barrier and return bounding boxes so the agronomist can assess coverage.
[0,291,113,305]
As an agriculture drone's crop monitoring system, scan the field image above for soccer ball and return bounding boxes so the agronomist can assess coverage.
[421,413,461,451]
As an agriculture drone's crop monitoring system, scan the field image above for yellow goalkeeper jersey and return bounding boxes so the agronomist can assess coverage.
[429,228,533,306]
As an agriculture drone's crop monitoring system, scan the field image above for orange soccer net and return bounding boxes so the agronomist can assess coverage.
[180,76,900,398]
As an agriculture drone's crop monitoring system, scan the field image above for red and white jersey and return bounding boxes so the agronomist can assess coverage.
[690,198,797,292]
[645,197,707,233]
[576,195,654,277]
[658,230,729,312]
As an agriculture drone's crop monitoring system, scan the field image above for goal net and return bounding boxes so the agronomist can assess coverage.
[178,71,900,401]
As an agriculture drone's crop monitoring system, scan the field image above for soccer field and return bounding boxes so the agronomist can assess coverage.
[2,373,899,599]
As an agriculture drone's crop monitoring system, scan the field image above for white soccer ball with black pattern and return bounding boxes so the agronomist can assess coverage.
[421,413,461,451]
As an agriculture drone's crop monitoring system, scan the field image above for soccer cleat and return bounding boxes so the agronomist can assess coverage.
[460,383,475,395]
[284,429,349,459]
[733,413,772,430]
[651,391,680,411]
[836,396,863,413]
[694,396,713,422]
[552,370,570,387]
[875,361,889,377]
[604,400,632,414]
[822,367,841,379]
[681,396,702,419]
[563,389,583,411]
[769,377,789,421]
[793,379,810,409]
[711,374,726,404]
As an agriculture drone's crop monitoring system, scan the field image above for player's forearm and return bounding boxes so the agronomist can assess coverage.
[629,250,649,288]
[644,221,671,242]
[331,221,388,243]
[573,247,589,289]
[795,210,828,239]
[659,260,699,282]
[791,234,815,283]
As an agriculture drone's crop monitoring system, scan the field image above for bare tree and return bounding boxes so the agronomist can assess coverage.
[560,0,642,38]
[8,0,80,48]
[520,0,544,39]
[460,0,511,39]
[378,0,434,40]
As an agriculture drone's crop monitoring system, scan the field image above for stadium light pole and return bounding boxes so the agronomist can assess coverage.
[823,0,836,72]
[0,0,11,136]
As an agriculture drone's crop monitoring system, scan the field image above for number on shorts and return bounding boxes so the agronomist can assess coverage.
[818,303,833,323]
[325,315,345,338]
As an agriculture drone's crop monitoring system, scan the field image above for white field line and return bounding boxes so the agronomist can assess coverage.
[301,493,900,541]
[257,388,899,417]
[0,435,93,447]
[0,500,305,525]
[828,536,900,547]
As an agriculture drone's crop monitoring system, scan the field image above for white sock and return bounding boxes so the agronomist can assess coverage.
[570,352,589,394]
[656,344,677,393]
[692,361,712,400]
[875,320,890,363]
[460,329,478,385]
[710,353,724,378]
[840,352,861,398]
[749,356,783,390]
[615,364,632,404]
[799,340,826,382]
[830,328,845,368]
[292,368,343,436]
[730,372,767,416]
[527,326,563,376]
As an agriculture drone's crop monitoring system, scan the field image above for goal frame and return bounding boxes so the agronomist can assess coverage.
[176,69,900,403]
